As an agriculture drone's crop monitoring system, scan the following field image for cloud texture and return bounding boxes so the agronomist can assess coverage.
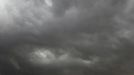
[0,0,134,75]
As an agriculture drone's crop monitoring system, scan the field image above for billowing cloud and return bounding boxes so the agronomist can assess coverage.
[0,0,134,75]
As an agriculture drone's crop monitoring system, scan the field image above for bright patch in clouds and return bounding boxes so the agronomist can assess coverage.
[0,0,8,9]
[28,48,97,67]
[45,0,53,7]
[30,49,56,64]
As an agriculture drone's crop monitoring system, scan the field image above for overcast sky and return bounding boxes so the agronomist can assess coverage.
[0,0,134,75]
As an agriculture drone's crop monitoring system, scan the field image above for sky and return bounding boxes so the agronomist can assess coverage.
[0,0,134,75]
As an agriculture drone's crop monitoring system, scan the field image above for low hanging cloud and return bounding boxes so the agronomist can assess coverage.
[0,0,134,75]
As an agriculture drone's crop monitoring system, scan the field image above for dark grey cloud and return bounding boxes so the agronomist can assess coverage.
[0,0,134,75]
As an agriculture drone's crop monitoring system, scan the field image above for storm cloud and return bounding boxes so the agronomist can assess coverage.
[0,0,134,75]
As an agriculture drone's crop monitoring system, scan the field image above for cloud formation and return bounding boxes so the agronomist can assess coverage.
[0,0,134,75]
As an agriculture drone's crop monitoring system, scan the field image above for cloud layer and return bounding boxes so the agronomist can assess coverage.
[0,0,134,75]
